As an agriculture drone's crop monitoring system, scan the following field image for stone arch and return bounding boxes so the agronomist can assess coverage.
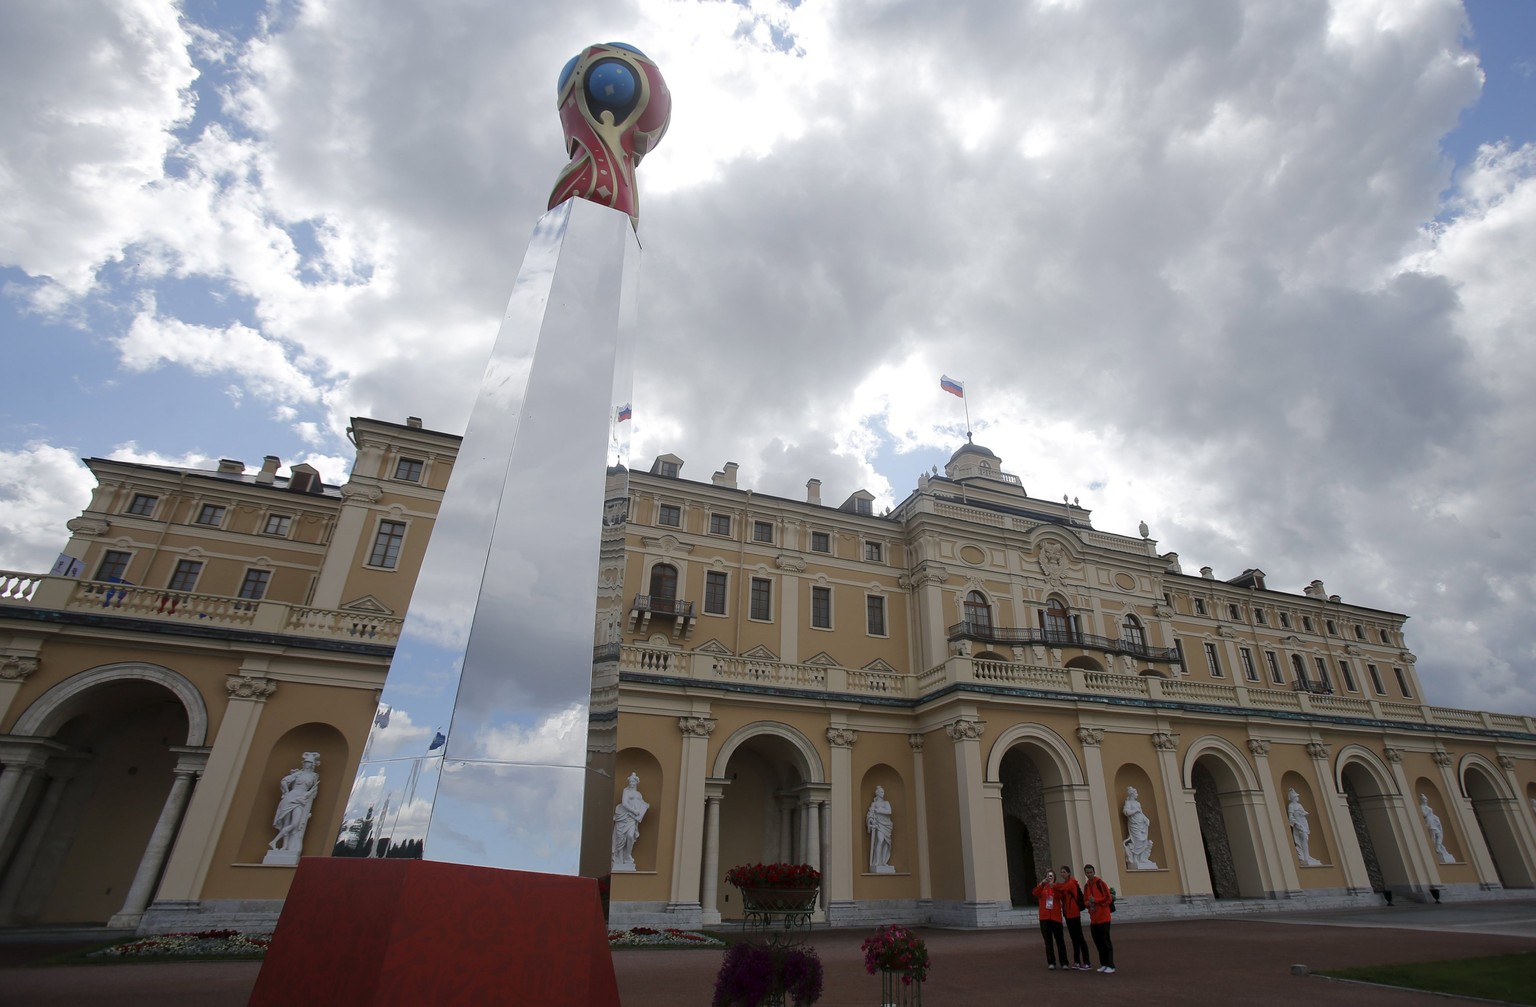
[987,724,1084,785]
[988,724,1085,906]
[712,721,824,783]
[1064,656,1105,672]
[1333,745,1396,795]
[13,661,209,746]
[1336,748,1412,894]
[1182,737,1268,898]
[1461,756,1535,888]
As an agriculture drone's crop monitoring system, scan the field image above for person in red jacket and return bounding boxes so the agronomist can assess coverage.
[1082,863,1116,973]
[1031,869,1068,969]
[1055,864,1092,970]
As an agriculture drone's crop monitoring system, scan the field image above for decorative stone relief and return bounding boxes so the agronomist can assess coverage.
[227,675,277,700]
[1038,541,1068,586]
[774,554,806,573]
[1217,625,1237,639]
[1498,755,1516,771]
[1,656,39,681]
[1286,788,1323,867]
[265,752,320,865]
[907,733,925,753]
[339,483,383,502]
[677,716,716,738]
[1384,747,1404,764]
[945,718,985,742]
[1432,751,1453,768]
[1075,727,1103,747]
[911,562,951,589]
[1418,794,1454,865]
[1246,738,1271,757]
[1122,787,1158,869]
[611,773,649,872]
[865,786,895,873]
[1305,742,1331,761]
[1150,732,1179,752]
[826,727,859,748]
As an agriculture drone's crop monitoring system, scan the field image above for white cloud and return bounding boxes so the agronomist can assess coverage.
[0,444,95,571]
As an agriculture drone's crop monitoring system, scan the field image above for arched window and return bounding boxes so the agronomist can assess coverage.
[1122,615,1146,648]
[1042,596,1073,642]
[964,590,992,633]
[1290,653,1308,686]
[648,563,678,613]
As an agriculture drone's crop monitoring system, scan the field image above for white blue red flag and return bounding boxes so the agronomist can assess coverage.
[617,403,632,422]
[940,375,965,398]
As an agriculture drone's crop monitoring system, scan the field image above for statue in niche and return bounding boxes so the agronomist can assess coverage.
[1121,786,1158,869]
[266,752,321,865]
[866,786,895,873]
[1287,788,1323,866]
[611,773,650,871]
[1420,794,1455,864]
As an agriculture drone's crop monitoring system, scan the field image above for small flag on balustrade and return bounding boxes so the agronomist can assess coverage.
[617,403,632,422]
[375,705,392,729]
[429,730,447,751]
[940,375,965,398]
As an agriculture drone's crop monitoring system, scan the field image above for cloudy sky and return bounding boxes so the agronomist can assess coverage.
[2,0,1533,716]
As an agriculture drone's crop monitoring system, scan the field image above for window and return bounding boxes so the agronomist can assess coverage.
[1174,639,1187,667]
[658,460,679,478]
[1265,651,1283,685]
[1314,656,1332,691]
[1367,663,1385,695]
[1043,599,1072,638]
[648,563,678,604]
[1301,616,1313,632]
[1379,629,1390,644]
[1279,612,1291,629]
[752,521,774,544]
[394,458,424,482]
[264,514,292,537]
[657,504,681,527]
[864,541,883,563]
[811,586,832,629]
[866,595,887,636]
[1326,619,1338,636]
[1122,615,1146,648]
[239,569,271,601]
[195,504,226,527]
[368,520,407,569]
[167,559,203,592]
[1339,659,1358,692]
[749,578,772,621]
[1193,598,1207,616]
[1290,654,1307,686]
[127,493,157,516]
[810,531,830,553]
[965,591,992,632]
[709,513,732,536]
[1204,642,1223,678]
[1240,648,1258,682]
[855,497,873,516]
[1254,608,1267,626]
[1393,667,1413,699]
[704,571,727,615]
[1228,603,1240,621]
[1354,624,1365,640]
[95,550,132,582]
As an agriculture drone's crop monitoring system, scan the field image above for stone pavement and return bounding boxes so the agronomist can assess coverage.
[2,901,1533,1006]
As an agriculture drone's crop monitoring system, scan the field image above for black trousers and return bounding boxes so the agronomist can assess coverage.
[1089,920,1114,968]
[1038,919,1066,965]
[1064,916,1091,965]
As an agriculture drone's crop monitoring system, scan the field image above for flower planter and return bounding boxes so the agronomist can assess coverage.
[741,886,819,913]
[879,969,923,1006]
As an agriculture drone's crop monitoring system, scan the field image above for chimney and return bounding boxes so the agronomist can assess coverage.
[255,456,281,485]
[406,416,423,429]
[217,458,245,475]
[1163,552,1181,575]
[806,478,822,505]
[1200,566,1214,579]
[712,462,739,488]
[1304,579,1326,599]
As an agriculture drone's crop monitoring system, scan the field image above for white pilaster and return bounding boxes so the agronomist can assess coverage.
[109,750,207,928]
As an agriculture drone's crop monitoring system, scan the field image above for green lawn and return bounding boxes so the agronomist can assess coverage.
[1318,952,1536,1004]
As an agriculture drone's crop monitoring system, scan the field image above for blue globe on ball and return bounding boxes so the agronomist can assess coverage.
[585,61,638,115]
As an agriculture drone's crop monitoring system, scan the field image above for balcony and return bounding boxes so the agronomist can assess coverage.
[946,620,1181,663]
[0,570,402,645]
[1292,679,1335,695]
[627,593,697,640]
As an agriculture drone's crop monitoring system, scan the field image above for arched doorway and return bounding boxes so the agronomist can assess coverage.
[1187,751,1267,899]
[1339,759,1411,895]
[713,726,823,920]
[1464,763,1535,888]
[993,731,1082,908]
[0,665,205,926]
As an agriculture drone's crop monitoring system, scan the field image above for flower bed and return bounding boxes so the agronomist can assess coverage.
[86,929,271,960]
[608,926,725,948]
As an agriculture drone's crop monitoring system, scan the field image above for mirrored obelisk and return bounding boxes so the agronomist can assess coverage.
[335,42,671,877]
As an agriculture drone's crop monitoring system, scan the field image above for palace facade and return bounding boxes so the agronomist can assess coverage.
[2,427,1533,934]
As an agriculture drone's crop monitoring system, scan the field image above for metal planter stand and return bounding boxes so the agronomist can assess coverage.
[879,969,923,1006]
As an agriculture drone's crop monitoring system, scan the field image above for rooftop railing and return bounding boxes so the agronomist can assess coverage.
[947,620,1181,663]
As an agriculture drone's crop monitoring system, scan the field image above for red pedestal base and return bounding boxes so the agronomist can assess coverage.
[248,858,618,1007]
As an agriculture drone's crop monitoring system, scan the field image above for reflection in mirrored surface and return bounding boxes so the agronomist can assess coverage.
[339,197,639,874]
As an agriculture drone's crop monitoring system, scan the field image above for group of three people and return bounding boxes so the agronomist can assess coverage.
[1031,863,1116,974]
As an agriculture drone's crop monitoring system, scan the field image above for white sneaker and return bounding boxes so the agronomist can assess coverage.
[1103,967,1116,974]
[1097,966,1108,972]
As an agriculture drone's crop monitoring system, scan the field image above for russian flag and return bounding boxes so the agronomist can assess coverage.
[940,374,965,398]
[616,403,632,422]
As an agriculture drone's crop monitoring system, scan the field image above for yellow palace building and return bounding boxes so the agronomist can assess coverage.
[1,426,1533,932]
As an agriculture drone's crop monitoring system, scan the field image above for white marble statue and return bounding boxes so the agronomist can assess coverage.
[265,752,321,865]
[611,773,650,871]
[866,785,895,873]
[1287,788,1323,866]
[1121,786,1158,869]
[1420,794,1455,864]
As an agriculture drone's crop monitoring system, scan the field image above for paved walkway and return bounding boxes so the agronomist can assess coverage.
[3,901,1533,1005]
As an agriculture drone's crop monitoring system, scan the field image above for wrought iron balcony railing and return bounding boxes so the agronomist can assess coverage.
[630,594,696,619]
[946,620,1181,663]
